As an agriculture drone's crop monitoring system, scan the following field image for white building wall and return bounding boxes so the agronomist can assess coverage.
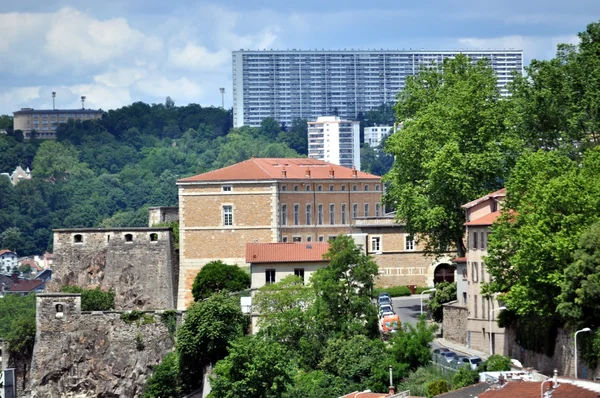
[308,116,360,170]
[364,126,393,148]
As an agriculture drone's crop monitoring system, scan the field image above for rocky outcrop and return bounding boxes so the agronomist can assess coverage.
[30,294,179,397]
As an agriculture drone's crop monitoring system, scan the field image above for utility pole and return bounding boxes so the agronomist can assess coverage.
[219,87,225,108]
[81,96,86,110]
[52,92,56,110]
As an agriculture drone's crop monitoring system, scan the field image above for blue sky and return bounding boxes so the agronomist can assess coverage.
[0,0,598,114]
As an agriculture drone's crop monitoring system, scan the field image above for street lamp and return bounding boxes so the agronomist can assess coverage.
[219,87,225,108]
[355,390,372,397]
[575,327,591,378]
[420,288,436,315]
[489,306,507,355]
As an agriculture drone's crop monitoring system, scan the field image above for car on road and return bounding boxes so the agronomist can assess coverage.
[457,356,482,370]
[439,351,457,364]
[432,348,451,355]
[377,295,391,306]
[378,304,394,316]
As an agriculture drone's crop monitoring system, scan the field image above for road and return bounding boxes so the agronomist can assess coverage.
[391,295,442,350]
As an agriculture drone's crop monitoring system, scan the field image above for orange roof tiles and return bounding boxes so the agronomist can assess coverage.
[479,381,600,398]
[246,242,330,264]
[0,249,15,256]
[465,211,502,226]
[177,158,381,183]
[462,188,506,209]
[340,393,388,398]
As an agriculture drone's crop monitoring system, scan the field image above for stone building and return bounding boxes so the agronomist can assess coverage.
[49,227,178,310]
[13,107,103,139]
[176,157,382,309]
[463,188,506,354]
[148,206,179,226]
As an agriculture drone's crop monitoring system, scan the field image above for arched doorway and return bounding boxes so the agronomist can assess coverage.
[433,263,455,284]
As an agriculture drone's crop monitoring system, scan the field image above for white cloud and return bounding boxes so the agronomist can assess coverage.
[168,42,230,71]
[94,67,148,88]
[66,83,132,111]
[136,76,203,101]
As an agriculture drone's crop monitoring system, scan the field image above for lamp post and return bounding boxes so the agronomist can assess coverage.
[420,288,436,315]
[219,87,225,108]
[489,306,507,355]
[355,390,372,397]
[575,327,591,378]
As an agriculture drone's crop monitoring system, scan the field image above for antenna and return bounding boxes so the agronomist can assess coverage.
[52,91,56,110]
[81,96,86,110]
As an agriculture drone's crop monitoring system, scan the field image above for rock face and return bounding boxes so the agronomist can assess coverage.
[30,293,179,398]
[49,228,178,310]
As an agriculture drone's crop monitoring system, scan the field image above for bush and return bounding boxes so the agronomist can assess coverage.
[485,354,511,371]
[142,351,182,398]
[120,310,154,325]
[415,287,433,294]
[397,365,454,397]
[452,366,480,389]
[374,286,411,297]
[61,286,115,311]
[427,282,456,322]
[191,260,250,301]
[426,379,449,397]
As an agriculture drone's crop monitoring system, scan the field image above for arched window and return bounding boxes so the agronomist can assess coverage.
[125,234,133,242]
[150,233,158,242]
[74,234,83,244]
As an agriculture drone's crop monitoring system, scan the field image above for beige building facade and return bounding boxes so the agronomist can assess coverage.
[463,188,506,354]
[13,108,103,139]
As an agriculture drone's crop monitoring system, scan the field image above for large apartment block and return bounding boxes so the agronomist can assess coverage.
[13,108,103,139]
[308,116,360,170]
[232,49,523,127]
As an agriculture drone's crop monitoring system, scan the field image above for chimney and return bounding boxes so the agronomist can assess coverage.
[281,167,287,178]
[305,168,311,178]
[388,365,395,396]
[352,166,358,178]
[388,385,395,396]
[329,167,335,178]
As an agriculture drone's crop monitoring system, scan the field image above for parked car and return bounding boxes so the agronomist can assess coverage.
[432,348,451,355]
[380,310,395,318]
[465,356,483,370]
[378,295,392,306]
[453,356,470,369]
[439,351,457,363]
[378,304,394,316]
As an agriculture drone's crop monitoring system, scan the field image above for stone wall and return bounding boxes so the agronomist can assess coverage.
[30,293,180,397]
[49,228,178,310]
[443,302,468,345]
[148,206,179,227]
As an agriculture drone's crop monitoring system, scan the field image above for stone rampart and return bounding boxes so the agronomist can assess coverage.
[49,228,178,310]
[30,293,181,397]
[442,302,468,345]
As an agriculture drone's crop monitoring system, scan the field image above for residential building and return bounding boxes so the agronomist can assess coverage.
[478,375,600,397]
[0,166,31,185]
[245,242,330,332]
[176,157,382,309]
[308,116,360,170]
[364,125,393,148]
[0,250,17,273]
[13,108,103,139]
[0,273,46,297]
[232,49,523,127]
[352,215,454,287]
[463,188,507,354]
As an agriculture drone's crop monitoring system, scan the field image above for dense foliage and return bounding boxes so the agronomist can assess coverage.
[60,286,115,311]
[427,282,457,322]
[0,101,303,256]
[191,260,251,301]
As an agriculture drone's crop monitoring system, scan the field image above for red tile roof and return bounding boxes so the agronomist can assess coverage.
[0,249,15,256]
[465,211,502,226]
[479,381,600,398]
[177,158,381,183]
[340,393,388,398]
[246,242,330,264]
[1,276,45,293]
[461,188,506,209]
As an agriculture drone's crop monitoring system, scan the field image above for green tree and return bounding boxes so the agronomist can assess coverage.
[191,261,250,301]
[60,286,115,311]
[284,370,341,398]
[177,293,246,391]
[485,149,600,317]
[32,141,93,181]
[389,317,437,370]
[210,336,296,398]
[484,355,511,371]
[260,117,281,141]
[386,55,523,256]
[311,235,379,336]
[277,119,308,155]
[452,366,480,389]
[142,351,181,398]
[253,275,316,351]
[427,282,457,322]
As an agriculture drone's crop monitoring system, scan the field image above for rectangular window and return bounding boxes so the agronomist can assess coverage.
[282,236,288,242]
[481,232,486,249]
[474,294,478,318]
[371,236,381,253]
[318,204,323,225]
[472,262,479,283]
[405,235,415,251]
[473,231,478,249]
[223,205,233,226]
[375,203,380,217]
[318,235,324,242]
[306,204,312,225]
[222,185,232,192]
[294,268,305,283]
[305,185,311,191]
[294,185,299,191]
[329,185,334,191]
[306,235,312,242]
[341,185,346,191]
[294,204,299,225]
[341,204,347,224]
[281,204,287,226]
[292,236,302,242]
[375,184,380,191]
[317,185,323,191]
[462,268,468,280]
[281,185,287,191]
[364,204,369,217]
[329,204,335,225]
[266,269,276,285]
[482,296,486,319]
[364,185,369,191]
[481,262,485,283]
[353,204,358,219]
[352,185,357,191]
[463,292,467,305]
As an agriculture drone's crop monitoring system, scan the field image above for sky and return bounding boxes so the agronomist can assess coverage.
[0,0,599,115]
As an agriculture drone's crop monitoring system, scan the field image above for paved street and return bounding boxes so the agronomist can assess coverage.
[390,295,442,350]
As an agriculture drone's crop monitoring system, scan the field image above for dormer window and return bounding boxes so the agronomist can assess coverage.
[491,201,498,212]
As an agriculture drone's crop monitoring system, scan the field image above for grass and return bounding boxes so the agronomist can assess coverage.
[374,286,436,297]
[396,365,455,397]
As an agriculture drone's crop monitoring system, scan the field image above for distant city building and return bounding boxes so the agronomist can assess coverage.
[0,250,18,273]
[364,125,394,148]
[1,165,31,185]
[308,116,360,170]
[232,49,523,127]
[13,108,103,139]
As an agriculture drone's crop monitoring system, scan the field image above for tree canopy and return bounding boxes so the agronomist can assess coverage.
[191,260,250,301]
